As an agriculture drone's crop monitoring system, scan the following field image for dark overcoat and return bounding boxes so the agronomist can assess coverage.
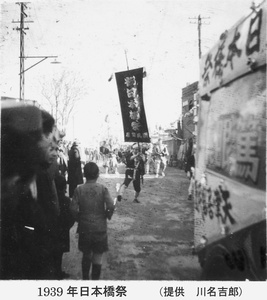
[68,145,83,197]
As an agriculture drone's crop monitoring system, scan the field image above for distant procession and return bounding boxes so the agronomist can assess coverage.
[1,0,266,284]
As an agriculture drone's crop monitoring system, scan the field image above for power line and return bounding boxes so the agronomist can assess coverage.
[189,15,210,59]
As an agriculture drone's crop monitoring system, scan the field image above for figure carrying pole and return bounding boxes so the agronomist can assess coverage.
[116,143,145,204]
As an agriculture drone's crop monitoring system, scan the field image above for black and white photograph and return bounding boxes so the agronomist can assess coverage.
[0,0,266,297]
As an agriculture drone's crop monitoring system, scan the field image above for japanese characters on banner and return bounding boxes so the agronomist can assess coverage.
[199,6,266,97]
[115,67,150,143]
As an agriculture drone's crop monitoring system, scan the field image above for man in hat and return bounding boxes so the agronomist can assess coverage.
[116,143,145,203]
[68,141,84,198]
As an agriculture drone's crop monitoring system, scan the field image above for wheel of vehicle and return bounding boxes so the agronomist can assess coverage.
[200,244,249,281]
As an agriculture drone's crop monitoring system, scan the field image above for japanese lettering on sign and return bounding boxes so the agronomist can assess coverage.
[199,8,264,96]
[115,68,150,143]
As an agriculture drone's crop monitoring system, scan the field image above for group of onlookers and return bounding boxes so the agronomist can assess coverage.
[143,139,169,177]
[1,100,194,281]
[1,102,66,279]
[0,101,88,279]
[1,100,118,280]
[84,147,100,164]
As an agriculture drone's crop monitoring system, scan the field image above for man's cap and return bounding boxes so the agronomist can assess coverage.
[72,140,80,146]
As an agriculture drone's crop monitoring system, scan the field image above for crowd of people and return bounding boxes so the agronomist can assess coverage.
[98,138,169,178]
[2,101,65,279]
[0,101,115,280]
[56,137,171,180]
[1,100,194,280]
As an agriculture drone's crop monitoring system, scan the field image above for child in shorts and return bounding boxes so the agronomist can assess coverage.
[70,162,115,280]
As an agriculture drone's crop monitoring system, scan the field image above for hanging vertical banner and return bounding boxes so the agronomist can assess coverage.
[115,67,150,143]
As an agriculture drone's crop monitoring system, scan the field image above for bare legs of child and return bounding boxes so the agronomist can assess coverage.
[82,252,103,280]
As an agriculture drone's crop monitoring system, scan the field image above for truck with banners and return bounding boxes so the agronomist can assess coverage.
[194,1,266,280]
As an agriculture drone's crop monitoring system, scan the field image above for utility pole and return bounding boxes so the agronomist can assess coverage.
[13,2,33,102]
[13,3,59,102]
[189,15,210,59]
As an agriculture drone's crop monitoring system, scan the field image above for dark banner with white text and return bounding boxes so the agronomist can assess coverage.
[115,67,150,143]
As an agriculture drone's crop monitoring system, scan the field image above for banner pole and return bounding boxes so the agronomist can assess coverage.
[124,49,129,70]
[137,141,144,185]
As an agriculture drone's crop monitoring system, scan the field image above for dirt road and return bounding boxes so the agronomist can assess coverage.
[62,164,201,280]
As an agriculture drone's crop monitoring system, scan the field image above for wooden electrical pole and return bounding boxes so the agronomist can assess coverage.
[13,2,33,102]
[189,15,210,59]
[13,3,58,102]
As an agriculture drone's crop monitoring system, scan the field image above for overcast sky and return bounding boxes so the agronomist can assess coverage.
[1,0,256,143]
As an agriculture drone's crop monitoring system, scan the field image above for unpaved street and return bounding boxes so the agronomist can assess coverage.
[63,165,201,280]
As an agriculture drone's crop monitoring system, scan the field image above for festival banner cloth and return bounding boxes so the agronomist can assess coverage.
[115,67,150,143]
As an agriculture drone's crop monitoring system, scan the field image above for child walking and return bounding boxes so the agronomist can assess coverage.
[70,162,115,280]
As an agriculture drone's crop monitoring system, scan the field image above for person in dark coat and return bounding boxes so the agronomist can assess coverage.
[0,103,60,279]
[68,142,84,198]
[54,174,75,279]
[30,110,63,279]
[1,102,44,279]
[16,110,61,280]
